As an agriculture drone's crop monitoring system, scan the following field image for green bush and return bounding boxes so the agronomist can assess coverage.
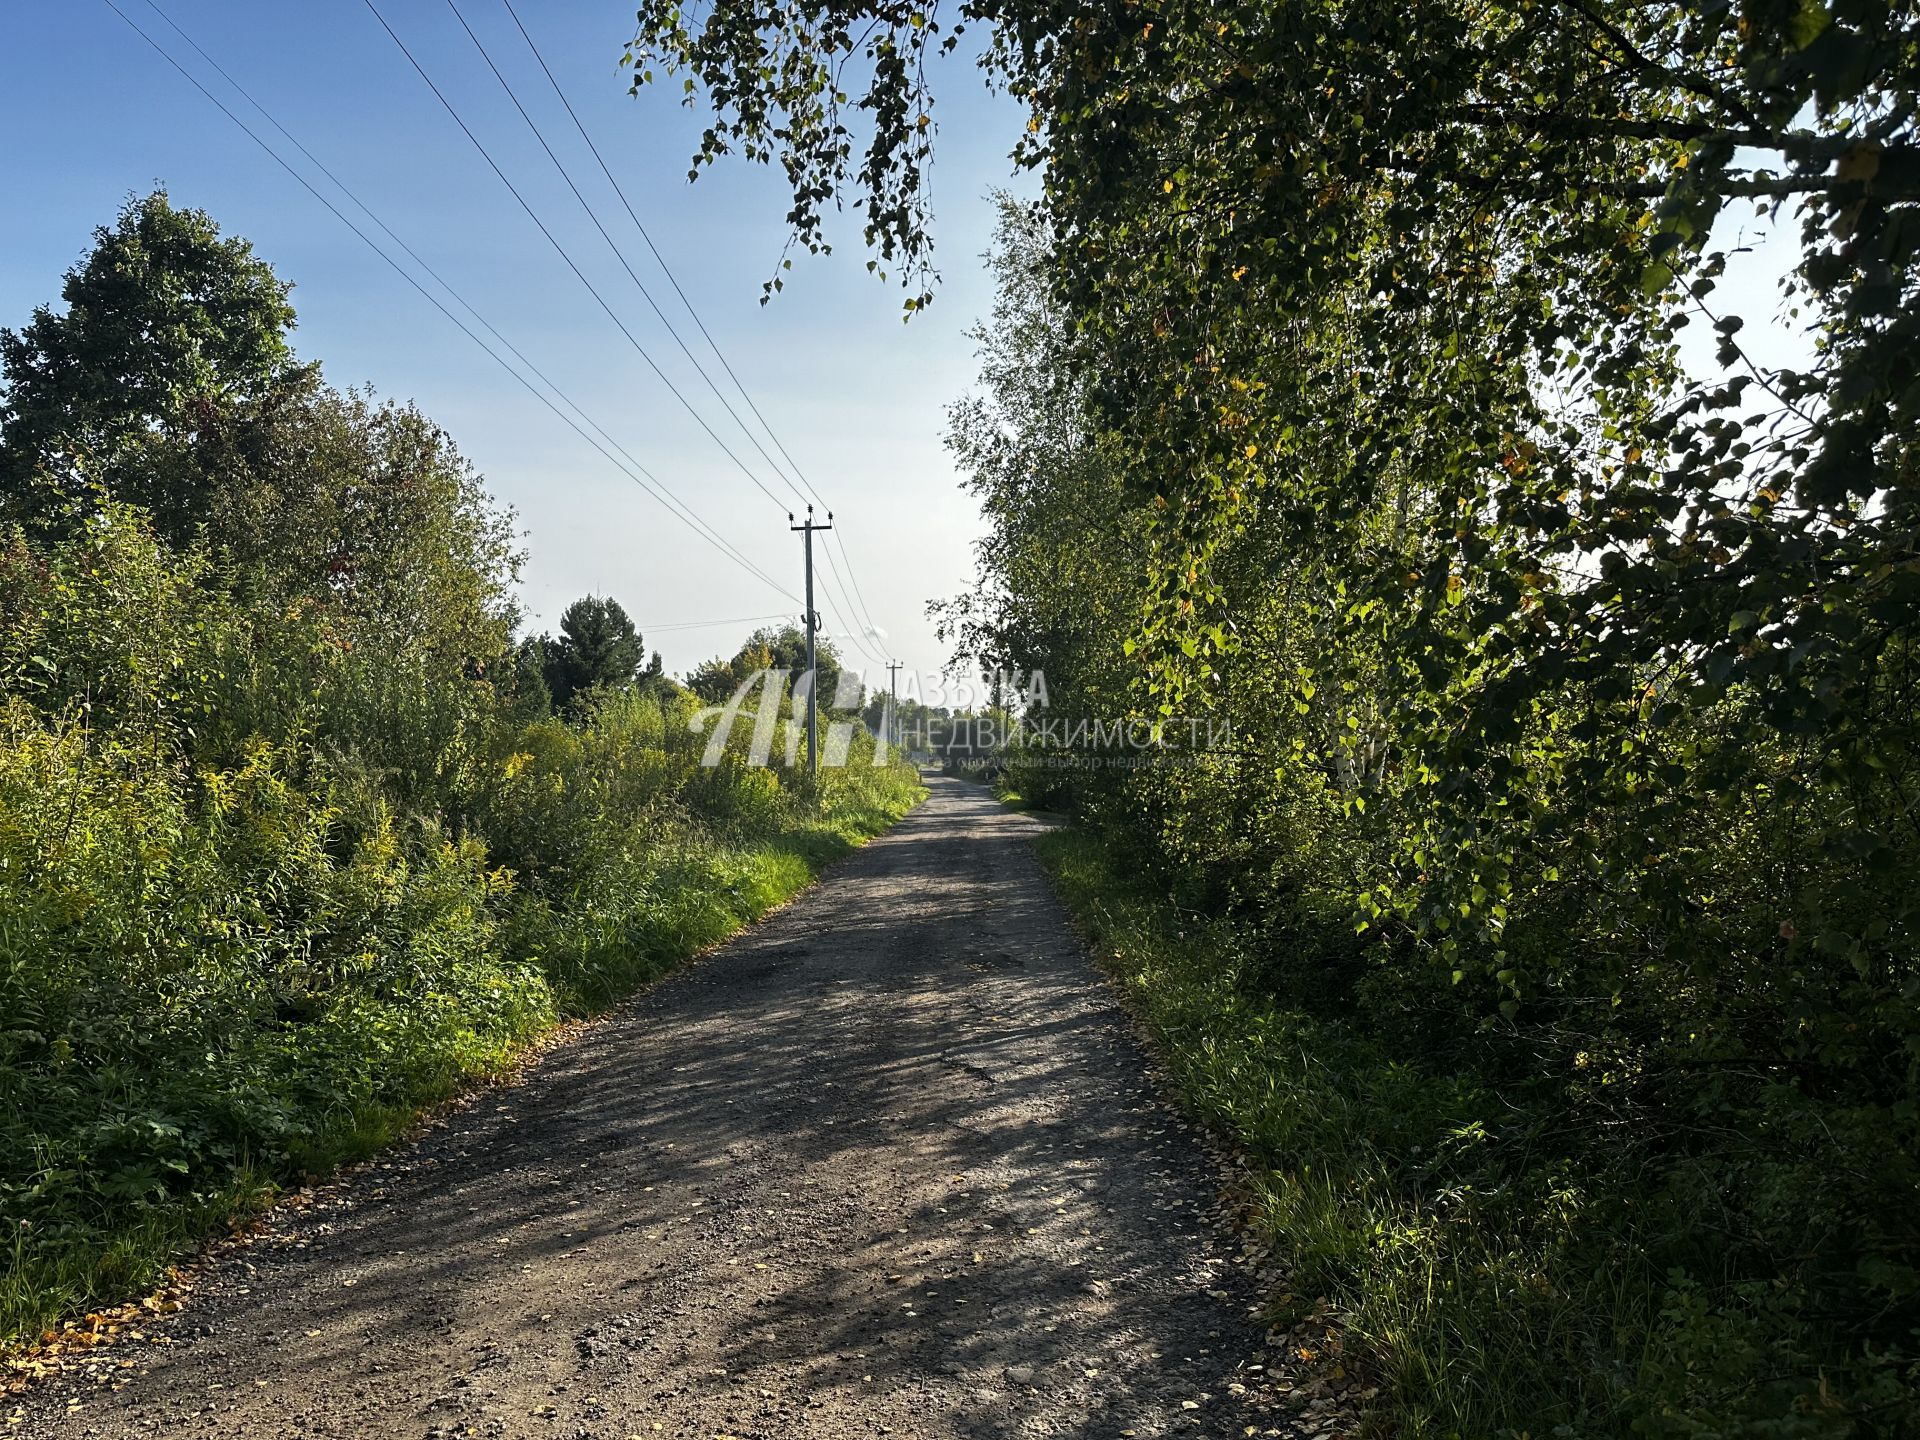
[1037,825,1920,1439]
[0,513,921,1344]
[0,196,927,1347]
[931,204,1920,1435]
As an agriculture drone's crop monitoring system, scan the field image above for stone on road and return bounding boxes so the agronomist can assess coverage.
[17,776,1280,1438]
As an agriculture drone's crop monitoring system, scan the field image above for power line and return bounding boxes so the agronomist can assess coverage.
[133,0,794,606]
[127,0,888,650]
[816,544,891,671]
[640,612,795,633]
[828,526,888,651]
[135,0,794,606]
[458,0,813,515]
[494,0,896,648]
[110,0,798,606]
[786,512,886,671]
[496,0,815,514]
[359,0,794,516]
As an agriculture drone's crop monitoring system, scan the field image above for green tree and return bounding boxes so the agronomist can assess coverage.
[686,654,742,704]
[542,595,647,711]
[506,634,555,716]
[683,622,848,706]
[687,625,857,710]
[0,193,517,681]
[209,381,520,667]
[0,191,303,539]
[738,623,853,709]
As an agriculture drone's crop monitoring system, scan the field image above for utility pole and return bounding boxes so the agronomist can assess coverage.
[789,506,833,775]
[884,659,904,760]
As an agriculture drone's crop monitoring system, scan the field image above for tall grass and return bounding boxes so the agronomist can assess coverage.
[0,517,923,1349]
[1033,825,1905,1440]
[0,731,919,1346]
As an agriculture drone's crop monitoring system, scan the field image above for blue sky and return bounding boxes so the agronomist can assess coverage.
[0,0,1033,683]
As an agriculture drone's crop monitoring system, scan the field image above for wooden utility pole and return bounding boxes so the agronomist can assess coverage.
[790,507,833,774]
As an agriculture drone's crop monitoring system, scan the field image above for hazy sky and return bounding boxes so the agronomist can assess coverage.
[0,0,1032,687]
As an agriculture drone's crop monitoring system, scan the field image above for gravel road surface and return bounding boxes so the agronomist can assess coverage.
[15,775,1286,1439]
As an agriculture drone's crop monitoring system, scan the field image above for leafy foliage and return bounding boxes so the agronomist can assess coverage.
[0,202,922,1348]
[537,594,658,713]
[944,199,1920,1437]
[622,9,1920,1427]
[687,623,852,707]
[0,191,303,541]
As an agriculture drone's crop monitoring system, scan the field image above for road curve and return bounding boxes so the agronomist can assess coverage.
[17,775,1281,1439]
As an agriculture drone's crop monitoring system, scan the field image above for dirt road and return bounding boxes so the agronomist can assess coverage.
[18,776,1283,1438]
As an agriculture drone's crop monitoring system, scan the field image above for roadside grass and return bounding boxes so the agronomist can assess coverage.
[1034,825,1665,1438]
[992,778,1066,822]
[1,1171,278,1353]
[0,777,923,1354]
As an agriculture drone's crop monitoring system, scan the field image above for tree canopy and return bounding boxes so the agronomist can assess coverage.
[687,623,853,708]
[0,191,303,539]
[540,595,659,711]
[0,191,518,675]
[629,0,1920,1021]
